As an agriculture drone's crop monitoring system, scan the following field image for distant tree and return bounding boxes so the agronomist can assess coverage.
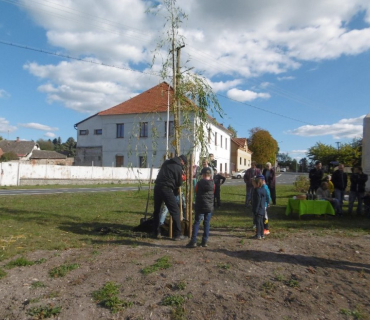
[0,136,3,141]
[227,125,237,138]
[277,153,292,168]
[62,137,76,157]
[0,151,18,162]
[307,139,362,167]
[248,128,278,165]
[37,139,54,151]
[291,159,298,172]
[299,157,308,172]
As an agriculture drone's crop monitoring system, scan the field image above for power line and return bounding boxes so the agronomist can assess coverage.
[1,0,339,116]
[0,40,162,78]
[0,39,315,125]
[216,93,313,125]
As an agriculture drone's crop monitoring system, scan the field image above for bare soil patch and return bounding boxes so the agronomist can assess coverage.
[1,229,369,320]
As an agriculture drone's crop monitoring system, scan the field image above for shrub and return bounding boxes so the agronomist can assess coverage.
[293,176,310,193]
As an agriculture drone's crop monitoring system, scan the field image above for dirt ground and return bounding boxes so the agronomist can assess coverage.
[1,228,370,320]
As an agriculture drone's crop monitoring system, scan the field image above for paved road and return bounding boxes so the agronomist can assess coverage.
[0,172,308,196]
[226,171,306,186]
[0,186,141,196]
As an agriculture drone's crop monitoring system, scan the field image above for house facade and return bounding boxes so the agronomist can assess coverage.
[74,82,232,174]
[230,137,252,172]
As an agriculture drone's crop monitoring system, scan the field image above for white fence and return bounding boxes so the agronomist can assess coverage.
[0,162,159,186]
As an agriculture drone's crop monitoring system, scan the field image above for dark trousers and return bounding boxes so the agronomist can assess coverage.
[255,214,264,237]
[268,186,276,205]
[214,185,221,206]
[153,185,182,237]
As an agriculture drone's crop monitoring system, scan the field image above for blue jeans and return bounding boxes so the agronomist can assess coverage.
[159,194,186,225]
[334,189,345,214]
[348,191,364,214]
[191,212,212,243]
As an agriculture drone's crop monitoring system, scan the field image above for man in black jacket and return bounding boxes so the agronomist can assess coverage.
[153,155,187,240]
[309,161,324,193]
[332,163,347,215]
[348,166,368,215]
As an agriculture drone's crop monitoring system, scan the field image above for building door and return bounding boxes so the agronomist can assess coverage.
[116,155,124,167]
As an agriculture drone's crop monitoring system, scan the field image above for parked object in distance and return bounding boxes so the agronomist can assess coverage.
[280,168,286,172]
[232,170,246,179]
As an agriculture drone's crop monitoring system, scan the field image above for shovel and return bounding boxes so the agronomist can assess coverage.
[140,165,154,225]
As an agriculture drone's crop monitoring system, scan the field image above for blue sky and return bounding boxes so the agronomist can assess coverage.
[0,0,369,161]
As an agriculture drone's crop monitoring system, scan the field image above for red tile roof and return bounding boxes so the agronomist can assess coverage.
[231,137,248,147]
[99,82,173,116]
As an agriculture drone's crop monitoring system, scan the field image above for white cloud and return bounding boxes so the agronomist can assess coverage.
[290,149,308,154]
[0,89,10,99]
[207,79,243,93]
[44,132,56,138]
[277,76,295,81]
[227,88,271,102]
[0,118,17,134]
[17,0,370,112]
[24,60,159,114]
[18,123,59,131]
[288,115,365,139]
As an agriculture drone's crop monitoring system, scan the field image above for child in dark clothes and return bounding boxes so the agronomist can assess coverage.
[213,169,226,208]
[252,177,267,239]
[186,167,215,248]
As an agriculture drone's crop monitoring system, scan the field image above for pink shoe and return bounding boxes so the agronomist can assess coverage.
[263,230,270,235]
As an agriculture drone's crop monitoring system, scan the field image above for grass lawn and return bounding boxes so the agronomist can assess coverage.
[0,184,369,261]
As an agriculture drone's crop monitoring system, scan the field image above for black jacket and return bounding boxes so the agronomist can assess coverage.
[350,173,368,193]
[213,174,226,186]
[155,157,183,190]
[309,168,324,189]
[332,169,348,191]
[195,179,215,213]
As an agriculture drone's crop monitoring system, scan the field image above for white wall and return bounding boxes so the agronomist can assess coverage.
[0,162,159,186]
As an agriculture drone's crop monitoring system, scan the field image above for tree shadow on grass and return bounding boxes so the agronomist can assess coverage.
[213,248,370,273]
[0,207,78,224]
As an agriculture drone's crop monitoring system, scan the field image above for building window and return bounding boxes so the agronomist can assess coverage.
[115,155,124,167]
[208,128,211,143]
[225,163,228,174]
[139,156,147,168]
[215,132,218,146]
[116,124,124,138]
[220,163,223,173]
[244,159,246,166]
[221,135,223,148]
[164,121,174,136]
[240,157,242,165]
[79,130,88,135]
[140,122,148,137]
[225,138,227,150]
[94,129,102,135]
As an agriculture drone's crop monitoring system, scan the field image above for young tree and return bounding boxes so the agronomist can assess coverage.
[149,0,223,158]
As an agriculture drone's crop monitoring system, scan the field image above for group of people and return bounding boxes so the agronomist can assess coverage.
[152,154,226,247]
[309,161,368,216]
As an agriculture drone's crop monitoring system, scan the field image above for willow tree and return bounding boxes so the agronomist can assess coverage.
[148,0,223,158]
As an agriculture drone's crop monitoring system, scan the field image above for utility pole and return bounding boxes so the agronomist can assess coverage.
[174,44,185,156]
[336,142,341,152]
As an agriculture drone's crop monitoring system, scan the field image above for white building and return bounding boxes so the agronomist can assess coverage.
[74,82,232,174]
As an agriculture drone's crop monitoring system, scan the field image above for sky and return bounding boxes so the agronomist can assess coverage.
[0,0,370,161]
